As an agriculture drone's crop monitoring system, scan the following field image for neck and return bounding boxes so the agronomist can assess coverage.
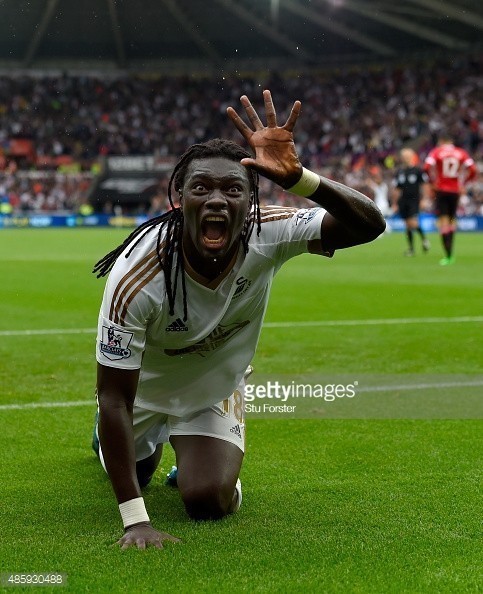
[183,242,239,284]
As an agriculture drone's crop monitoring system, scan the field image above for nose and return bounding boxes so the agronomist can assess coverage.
[205,190,227,210]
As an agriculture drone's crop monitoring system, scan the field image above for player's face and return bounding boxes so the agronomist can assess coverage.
[181,157,252,262]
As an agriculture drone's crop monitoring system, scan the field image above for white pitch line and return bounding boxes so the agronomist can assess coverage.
[0,400,94,411]
[0,328,96,336]
[1,316,482,337]
[263,316,483,328]
[1,380,482,411]
[356,380,483,393]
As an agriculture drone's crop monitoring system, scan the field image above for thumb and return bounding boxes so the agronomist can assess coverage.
[240,157,258,168]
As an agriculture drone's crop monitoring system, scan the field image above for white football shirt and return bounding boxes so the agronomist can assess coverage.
[96,206,327,416]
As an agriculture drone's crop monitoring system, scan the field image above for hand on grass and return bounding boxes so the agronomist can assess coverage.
[116,522,181,550]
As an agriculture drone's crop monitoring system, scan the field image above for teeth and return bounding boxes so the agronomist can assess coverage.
[205,216,225,222]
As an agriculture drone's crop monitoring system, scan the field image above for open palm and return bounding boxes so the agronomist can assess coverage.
[227,90,303,188]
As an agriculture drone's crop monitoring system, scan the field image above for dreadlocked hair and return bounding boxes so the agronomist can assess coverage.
[93,138,261,322]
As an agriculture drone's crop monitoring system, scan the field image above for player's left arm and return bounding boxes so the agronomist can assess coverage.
[227,89,386,254]
[308,176,386,253]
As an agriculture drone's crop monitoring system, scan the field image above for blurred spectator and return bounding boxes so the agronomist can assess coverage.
[366,166,391,218]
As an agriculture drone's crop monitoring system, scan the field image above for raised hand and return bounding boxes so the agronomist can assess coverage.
[227,89,303,188]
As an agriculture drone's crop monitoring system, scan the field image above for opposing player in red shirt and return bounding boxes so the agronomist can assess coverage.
[424,137,477,265]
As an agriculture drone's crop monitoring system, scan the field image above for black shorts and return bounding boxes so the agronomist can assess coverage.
[435,191,459,218]
[398,200,419,220]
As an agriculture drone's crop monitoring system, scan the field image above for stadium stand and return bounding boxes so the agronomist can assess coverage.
[0,55,481,214]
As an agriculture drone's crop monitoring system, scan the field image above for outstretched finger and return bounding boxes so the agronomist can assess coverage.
[226,106,253,141]
[263,89,277,127]
[283,100,302,132]
[240,95,264,130]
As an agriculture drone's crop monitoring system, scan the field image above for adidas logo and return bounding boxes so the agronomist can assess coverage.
[165,318,188,332]
[230,424,242,439]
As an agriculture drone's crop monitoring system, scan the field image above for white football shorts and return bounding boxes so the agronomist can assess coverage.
[97,380,245,469]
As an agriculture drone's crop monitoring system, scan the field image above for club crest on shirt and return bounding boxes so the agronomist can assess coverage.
[294,208,320,225]
[233,276,252,299]
[100,325,133,361]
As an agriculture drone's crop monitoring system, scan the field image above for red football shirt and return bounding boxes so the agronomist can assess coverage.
[424,144,476,193]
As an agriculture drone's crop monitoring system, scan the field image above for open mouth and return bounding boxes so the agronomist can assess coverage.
[201,215,228,249]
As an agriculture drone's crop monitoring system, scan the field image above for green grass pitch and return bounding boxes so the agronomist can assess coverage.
[0,228,482,593]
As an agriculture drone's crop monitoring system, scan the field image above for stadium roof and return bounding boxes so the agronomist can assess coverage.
[0,0,482,74]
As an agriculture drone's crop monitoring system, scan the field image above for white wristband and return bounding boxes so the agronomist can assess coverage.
[119,497,150,529]
[287,167,320,197]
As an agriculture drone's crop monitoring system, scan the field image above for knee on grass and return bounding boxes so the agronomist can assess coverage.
[182,482,235,520]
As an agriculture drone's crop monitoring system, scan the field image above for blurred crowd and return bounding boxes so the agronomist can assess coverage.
[0,163,93,214]
[0,52,481,215]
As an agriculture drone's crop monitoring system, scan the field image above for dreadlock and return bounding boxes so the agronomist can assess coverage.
[93,139,262,322]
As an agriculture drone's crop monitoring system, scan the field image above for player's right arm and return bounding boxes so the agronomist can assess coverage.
[95,241,179,550]
[97,363,181,549]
